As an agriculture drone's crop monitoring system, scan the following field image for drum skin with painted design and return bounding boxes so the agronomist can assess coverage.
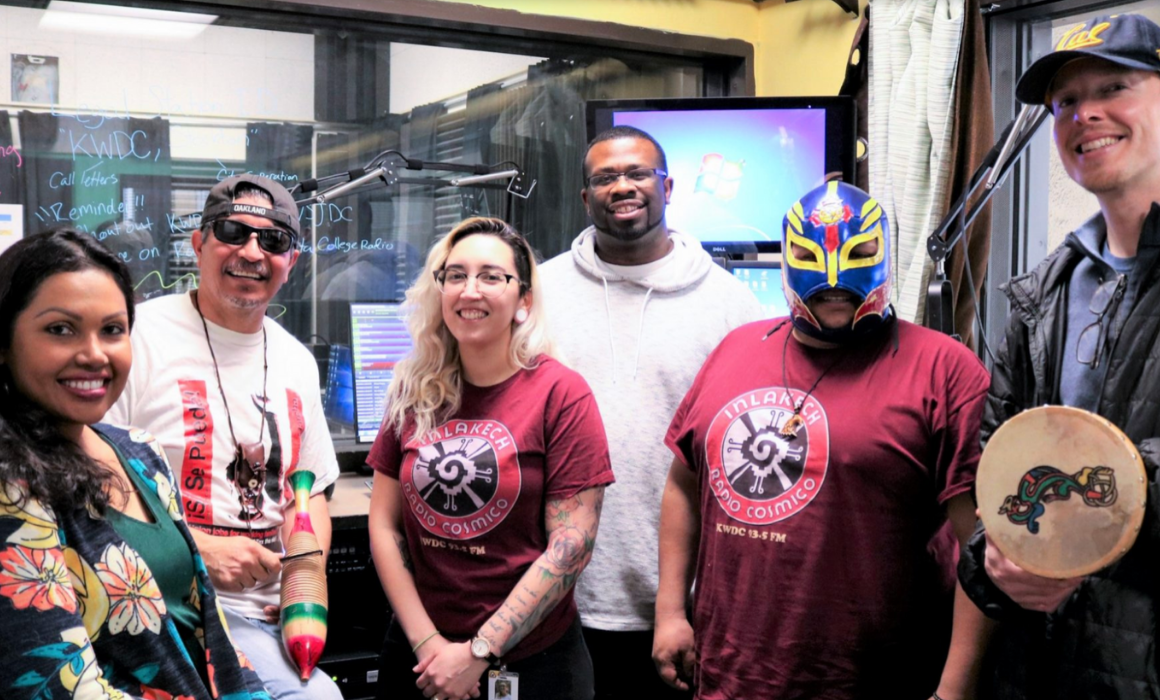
[977,405,1147,579]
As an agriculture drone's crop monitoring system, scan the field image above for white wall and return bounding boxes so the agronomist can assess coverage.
[389,43,541,114]
[0,5,546,160]
[0,5,314,122]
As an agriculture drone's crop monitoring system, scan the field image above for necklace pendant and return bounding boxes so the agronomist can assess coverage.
[780,413,804,438]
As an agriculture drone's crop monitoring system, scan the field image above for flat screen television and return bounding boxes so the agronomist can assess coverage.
[587,97,856,254]
[350,303,413,443]
[727,260,790,320]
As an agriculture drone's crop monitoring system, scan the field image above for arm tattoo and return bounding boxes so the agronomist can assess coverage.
[483,488,605,656]
[393,533,414,573]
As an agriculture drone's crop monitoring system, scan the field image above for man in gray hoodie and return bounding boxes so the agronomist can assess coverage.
[539,126,762,698]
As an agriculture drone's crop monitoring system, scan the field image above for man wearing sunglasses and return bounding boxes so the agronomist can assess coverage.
[106,174,342,700]
[539,126,762,699]
[959,14,1160,700]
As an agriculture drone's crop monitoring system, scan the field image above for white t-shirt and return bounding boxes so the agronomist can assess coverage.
[106,292,339,618]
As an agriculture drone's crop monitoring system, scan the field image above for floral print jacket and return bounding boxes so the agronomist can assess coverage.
[0,424,271,700]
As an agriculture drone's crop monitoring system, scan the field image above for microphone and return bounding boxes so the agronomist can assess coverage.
[985,104,1048,190]
[449,169,521,187]
[306,166,394,204]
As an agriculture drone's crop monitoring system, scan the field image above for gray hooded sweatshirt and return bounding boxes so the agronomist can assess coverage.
[539,227,763,631]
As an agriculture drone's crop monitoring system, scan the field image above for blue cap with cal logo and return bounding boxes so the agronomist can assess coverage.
[1016,14,1160,105]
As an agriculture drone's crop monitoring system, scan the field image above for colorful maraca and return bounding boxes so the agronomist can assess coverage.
[280,468,328,679]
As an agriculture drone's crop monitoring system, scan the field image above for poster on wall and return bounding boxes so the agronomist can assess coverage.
[12,54,59,104]
[0,204,23,254]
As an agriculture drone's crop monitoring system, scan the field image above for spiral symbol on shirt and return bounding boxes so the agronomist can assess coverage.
[741,429,785,465]
[723,408,807,500]
[413,437,499,515]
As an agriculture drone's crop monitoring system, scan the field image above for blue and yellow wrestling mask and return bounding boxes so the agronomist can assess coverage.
[782,181,892,343]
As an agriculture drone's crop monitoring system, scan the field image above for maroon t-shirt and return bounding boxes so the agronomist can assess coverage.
[665,320,989,700]
[368,357,614,662]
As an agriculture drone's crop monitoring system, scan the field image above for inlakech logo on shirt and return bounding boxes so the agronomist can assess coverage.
[403,419,522,540]
[705,387,830,526]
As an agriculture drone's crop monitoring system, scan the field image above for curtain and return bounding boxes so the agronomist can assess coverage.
[839,12,871,191]
[941,0,994,350]
[462,83,508,222]
[869,0,967,323]
[397,101,442,248]
[246,122,315,336]
[246,122,313,182]
[17,111,71,236]
[0,112,23,208]
[118,117,172,282]
[488,64,588,256]
[474,57,666,260]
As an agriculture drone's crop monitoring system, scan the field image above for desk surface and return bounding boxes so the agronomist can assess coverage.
[330,472,374,526]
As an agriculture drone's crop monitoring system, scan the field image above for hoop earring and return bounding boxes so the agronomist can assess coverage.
[514,308,528,324]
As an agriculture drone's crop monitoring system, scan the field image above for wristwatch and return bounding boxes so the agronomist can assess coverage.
[470,636,500,664]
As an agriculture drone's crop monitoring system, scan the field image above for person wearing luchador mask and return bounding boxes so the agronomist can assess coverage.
[654,180,992,700]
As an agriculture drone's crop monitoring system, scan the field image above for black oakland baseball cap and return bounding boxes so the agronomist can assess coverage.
[1016,13,1160,105]
[201,173,300,238]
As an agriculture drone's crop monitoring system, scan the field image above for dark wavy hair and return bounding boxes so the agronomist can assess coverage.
[0,229,136,513]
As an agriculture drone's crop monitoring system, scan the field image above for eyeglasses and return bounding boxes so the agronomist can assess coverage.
[210,220,297,255]
[585,168,667,190]
[434,269,520,298]
[1077,274,1126,369]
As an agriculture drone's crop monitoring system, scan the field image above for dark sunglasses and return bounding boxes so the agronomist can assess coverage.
[210,219,297,254]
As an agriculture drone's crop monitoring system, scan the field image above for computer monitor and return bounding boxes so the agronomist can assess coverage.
[586,97,856,255]
[323,344,354,431]
[727,260,790,320]
[350,303,413,443]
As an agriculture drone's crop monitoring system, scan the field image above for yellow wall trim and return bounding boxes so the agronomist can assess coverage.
[432,0,864,96]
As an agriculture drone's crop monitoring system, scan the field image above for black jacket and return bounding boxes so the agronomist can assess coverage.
[959,208,1160,700]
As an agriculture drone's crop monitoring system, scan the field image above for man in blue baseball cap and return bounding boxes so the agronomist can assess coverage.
[960,13,1160,700]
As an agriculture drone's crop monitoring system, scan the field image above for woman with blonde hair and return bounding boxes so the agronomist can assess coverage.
[367,217,613,700]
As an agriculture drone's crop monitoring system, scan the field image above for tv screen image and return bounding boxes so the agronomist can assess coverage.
[323,344,354,429]
[350,303,414,443]
[616,109,824,244]
[588,97,855,254]
[728,261,790,320]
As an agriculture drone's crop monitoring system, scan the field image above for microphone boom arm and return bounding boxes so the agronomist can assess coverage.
[924,105,1049,337]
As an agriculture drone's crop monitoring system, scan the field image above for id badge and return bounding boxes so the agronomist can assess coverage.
[487,669,518,700]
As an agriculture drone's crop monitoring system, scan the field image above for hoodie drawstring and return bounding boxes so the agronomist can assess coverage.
[632,287,654,379]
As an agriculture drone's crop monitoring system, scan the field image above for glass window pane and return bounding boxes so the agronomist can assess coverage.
[0,1,708,441]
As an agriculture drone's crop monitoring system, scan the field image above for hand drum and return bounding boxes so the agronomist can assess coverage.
[977,405,1147,579]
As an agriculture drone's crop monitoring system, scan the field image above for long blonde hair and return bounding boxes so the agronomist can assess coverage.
[385,217,555,440]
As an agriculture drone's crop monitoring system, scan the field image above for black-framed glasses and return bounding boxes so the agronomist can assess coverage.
[1077,274,1126,369]
[434,269,520,298]
[210,219,297,255]
[585,168,667,190]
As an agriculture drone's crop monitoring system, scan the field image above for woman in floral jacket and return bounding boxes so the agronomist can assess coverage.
[0,229,270,700]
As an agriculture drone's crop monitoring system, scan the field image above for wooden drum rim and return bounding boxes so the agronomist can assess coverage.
[977,405,1147,579]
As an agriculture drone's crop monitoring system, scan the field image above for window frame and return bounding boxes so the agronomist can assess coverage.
[983,0,1115,354]
[172,0,755,96]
